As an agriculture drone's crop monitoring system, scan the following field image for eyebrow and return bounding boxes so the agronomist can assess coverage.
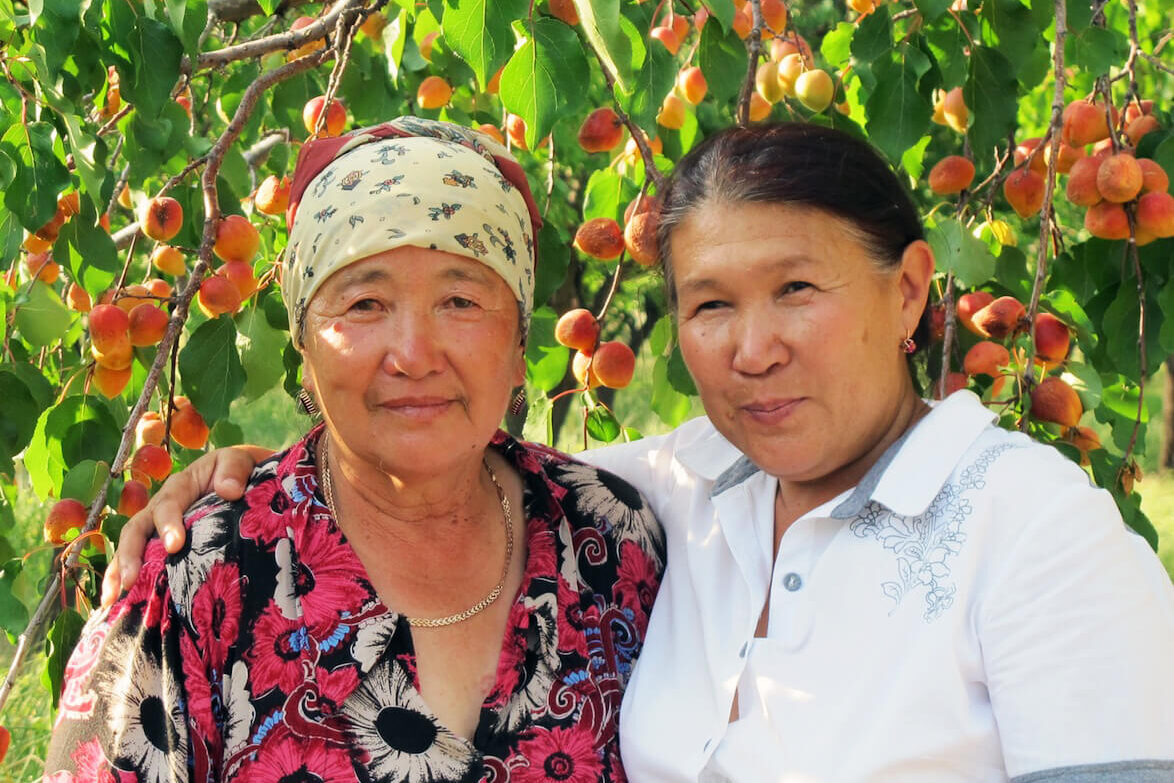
[676,255,818,296]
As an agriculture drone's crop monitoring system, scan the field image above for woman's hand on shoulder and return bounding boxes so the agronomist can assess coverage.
[101,445,273,607]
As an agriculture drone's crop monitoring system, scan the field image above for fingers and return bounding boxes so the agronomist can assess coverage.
[100,549,123,608]
[210,446,269,501]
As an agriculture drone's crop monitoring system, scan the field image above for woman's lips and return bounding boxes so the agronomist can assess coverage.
[741,397,804,425]
[379,396,455,420]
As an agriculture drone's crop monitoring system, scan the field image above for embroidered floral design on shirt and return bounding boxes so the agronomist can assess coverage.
[850,443,1017,621]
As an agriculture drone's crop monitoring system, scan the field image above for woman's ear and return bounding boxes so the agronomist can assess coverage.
[898,239,936,334]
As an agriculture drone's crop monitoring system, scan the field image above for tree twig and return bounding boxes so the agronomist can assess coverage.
[737,0,765,126]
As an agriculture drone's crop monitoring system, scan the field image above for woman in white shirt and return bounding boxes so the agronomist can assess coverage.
[106,123,1174,781]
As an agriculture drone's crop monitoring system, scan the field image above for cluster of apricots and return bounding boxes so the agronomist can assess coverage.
[85,282,171,398]
[573,192,661,267]
[554,308,637,390]
[943,290,1099,459]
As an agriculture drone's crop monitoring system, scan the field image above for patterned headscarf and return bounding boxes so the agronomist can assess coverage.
[283,117,542,348]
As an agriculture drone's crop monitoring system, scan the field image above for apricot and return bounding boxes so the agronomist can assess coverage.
[755,61,784,104]
[36,208,66,242]
[1003,168,1045,218]
[25,252,59,284]
[1065,156,1103,207]
[1095,153,1143,204]
[694,7,709,31]
[668,12,689,41]
[67,282,92,313]
[1061,99,1111,147]
[197,274,243,318]
[657,93,687,129]
[220,260,259,301]
[972,295,1025,339]
[1136,191,1174,239]
[45,498,86,545]
[117,184,133,210]
[358,10,386,38]
[417,75,453,110]
[934,87,968,133]
[963,341,1010,378]
[115,284,154,313]
[956,291,994,336]
[1033,312,1070,365]
[213,214,261,264]
[929,303,947,342]
[171,399,210,450]
[591,341,636,389]
[624,194,661,224]
[288,16,326,59]
[128,303,168,346]
[118,479,150,517]
[574,218,625,261]
[746,92,771,122]
[577,107,623,153]
[621,134,663,167]
[555,308,600,353]
[91,337,133,371]
[572,350,601,388]
[142,196,183,242]
[1014,137,1046,173]
[935,371,969,400]
[58,192,80,218]
[151,244,187,276]
[255,175,292,216]
[130,444,173,484]
[677,67,708,105]
[731,5,752,38]
[548,0,579,25]
[92,362,132,398]
[1030,376,1082,428]
[136,411,166,448]
[476,123,506,145]
[624,211,660,266]
[1068,425,1102,454]
[419,31,440,62]
[1138,158,1169,194]
[506,114,529,149]
[849,0,880,14]
[88,304,130,353]
[1125,115,1159,146]
[770,34,813,66]
[928,156,975,195]
[760,0,787,32]
[302,96,347,137]
[147,278,172,300]
[1044,142,1085,174]
[650,26,681,55]
[22,232,52,254]
[795,69,834,113]
[776,53,804,97]
[1084,201,1130,240]
[487,65,504,94]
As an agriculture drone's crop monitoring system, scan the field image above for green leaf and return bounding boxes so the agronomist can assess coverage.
[46,608,85,708]
[1,121,70,231]
[14,281,72,347]
[572,0,633,92]
[1100,282,1161,381]
[118,17,183,120]
[237,307,288,402]
[697,20,747,104]
[851,5,892,63]
[524,306,570,392]
[0,560,28,638]
[1042,288,1097,352]
[1160,276,1174,355]
[866,48,932,162]
[60,113,108,212]
[0,368,44,470]
[443,0,527,86]
[0,204,20,263]
[700,0,733,32]
[60,459,108,505]
[383,9,409,86]
[965,46,1018,161]
[980,0,1039,72]
[24,396,121,499]
[178,317,247,424]
[583,168,625,222]
[256,0,277,14]
[821,22,854,67]
[618,19,676,135]
[33,0,81,75]
[586,405,620,443]
[166,0,207,57]
[54,214,119,295]
[914,0,952,21]
[651,354,692,427]
[927,218,995,288]
[993,246,1033,301]
[1100,380,1146,423]
[899,135,931,180]
[1065,26,1128,79]
[925,21,969,88]
[1150,136,1174,186]
[666,345,696,395]
[522,391,553,444]
[649,314,672,356]
[1062,361,1102,413]
[534,222,571,308]
[499,19,588,149]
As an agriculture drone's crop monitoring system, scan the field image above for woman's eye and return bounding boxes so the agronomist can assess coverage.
[695,300,727,313]
[781,281,813,295]
[447,296,477,309]
[349,298,381,312]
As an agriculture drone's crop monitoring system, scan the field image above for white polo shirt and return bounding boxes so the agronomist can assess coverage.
[577,391,1174,782]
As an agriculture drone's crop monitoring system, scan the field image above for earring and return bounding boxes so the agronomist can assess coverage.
[900,335,917,354]
[509,388,527,416]
[297,389,321,418]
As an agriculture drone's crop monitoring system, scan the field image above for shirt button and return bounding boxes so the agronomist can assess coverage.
[782,572,803,592]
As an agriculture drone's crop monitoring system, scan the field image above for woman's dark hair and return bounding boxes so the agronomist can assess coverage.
[657,122,931,352]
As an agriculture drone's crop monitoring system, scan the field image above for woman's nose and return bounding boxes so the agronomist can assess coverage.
[729,313,790,376]
[382,311,446,378]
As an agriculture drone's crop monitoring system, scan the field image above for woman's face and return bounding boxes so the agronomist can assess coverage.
[670,201,933,486]
[301,247,525,479]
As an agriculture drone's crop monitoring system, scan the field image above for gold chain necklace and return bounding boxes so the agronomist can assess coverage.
[319,436,514,628]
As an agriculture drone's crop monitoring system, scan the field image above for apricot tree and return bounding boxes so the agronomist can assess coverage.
[0,0,1170,750]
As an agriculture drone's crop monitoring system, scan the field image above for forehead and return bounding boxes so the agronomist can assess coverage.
[320,246,502,291]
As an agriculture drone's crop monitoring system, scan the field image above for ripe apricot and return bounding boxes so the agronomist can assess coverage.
[506,114,529,149]
[213,214,261,264]
[1033,312,1070,365]
[592,341,636,389]
[115,284,153,313]
[760,0,787,32]
[956,291,994,336]
[128,303,168,346]
[476,123,506,145]
[22,232,52,254]
[1030,376,1082,428]
[755,61,784,104]
[731,5,752,38]
[657,93,687,129]
[58,192,80,218]
[487,66,504,94]
[197,274,243,318]
[418,31,440,62]
[795,69,834,113]
[1061,99,1112,147]
[45,498,87,545]
[972,295,1025,340]
[220,260,259,301]
[776,53,804,97]
[131,444,173,483]
[572,350,601,388]
[555,308,600,353]
[1084,201,1130,240]
[117,184,133,210]
[624,211,660,266]
[677,67,708,105]
[88,304,130,353]
[288,16,326,59]
[136,411,166,448]
[25,252,59,284]
[574,218,625,261]
[1125,115,1159,146]
[548,0,579,25]
[118,479,150,517]
[1068,425,1102,455]
[747,92,771,122]
[934,87,968,133]
[1138,158,1169,194]
[624,194,661,224]
[255,175,292,216]
[91,338,133,371]
[147,279,172,300]
[1003,168,1045,218]
[1013,137,1046,173]
[1065,156,1103,207]
[142,196,183,242]
[92,363,132,398]
[171,399,210,450]
[1045,142,1085,174]
[358,10,387,38]
[67,282,92,313]
[928,156,975,195]
[963,341,1010,378]
[302,96,347,137]
[650,26,681,55]
[1123,99,1153,124]
[1136,191,1174,239]
[1096,153,1143,203]
[151,244,187,276]
[577,107,623,153]
[417,75,453,110]
[935,371,969,400]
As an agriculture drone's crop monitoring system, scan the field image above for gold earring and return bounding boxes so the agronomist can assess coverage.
[901,334,916,354]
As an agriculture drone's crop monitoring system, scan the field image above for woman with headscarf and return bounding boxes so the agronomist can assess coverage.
[43,118,663,782]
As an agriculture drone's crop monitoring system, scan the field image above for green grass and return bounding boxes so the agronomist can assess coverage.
[1141,470,1174,577]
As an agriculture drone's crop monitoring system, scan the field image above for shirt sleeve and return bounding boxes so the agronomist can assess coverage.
[977,452,1174,779]
[43,542,218,781]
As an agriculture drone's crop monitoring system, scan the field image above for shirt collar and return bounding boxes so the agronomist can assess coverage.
[681,391,996,516]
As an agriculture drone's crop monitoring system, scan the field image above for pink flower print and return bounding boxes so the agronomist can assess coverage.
[512,725,604,783]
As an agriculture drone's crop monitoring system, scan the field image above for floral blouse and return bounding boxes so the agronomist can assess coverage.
[44,427,664,782]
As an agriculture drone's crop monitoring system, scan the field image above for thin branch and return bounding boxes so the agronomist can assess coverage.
[587,47,667,192]
[737,0,765,126]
